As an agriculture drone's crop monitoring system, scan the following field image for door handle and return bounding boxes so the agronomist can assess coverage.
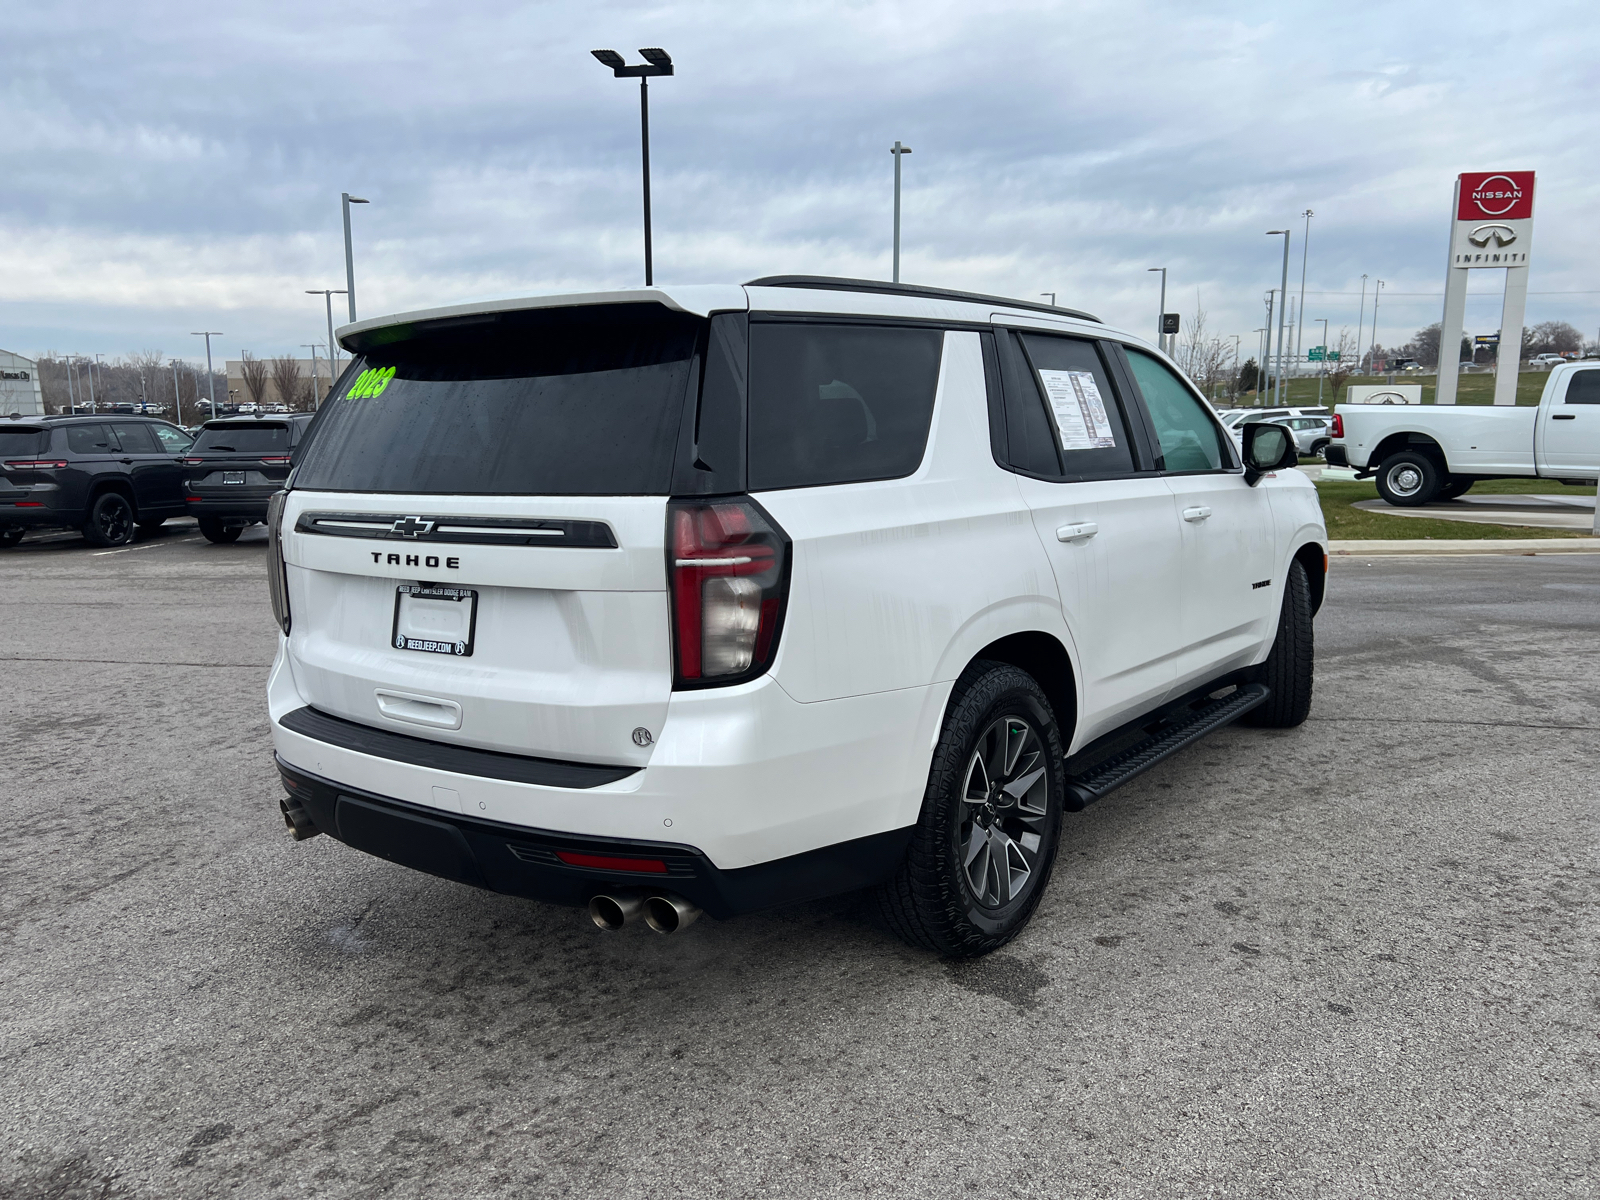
[1056,521,1098,543]
[1552,414,1576,420]
[1182,506,1212,522]
[120,457,134,464]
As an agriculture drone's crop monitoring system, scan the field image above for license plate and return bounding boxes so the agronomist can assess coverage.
[222,471,246,484]
[392,585,477,657]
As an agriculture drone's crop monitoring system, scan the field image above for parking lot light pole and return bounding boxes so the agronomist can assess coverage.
[171,361,183,426]
[592,48,675,286]
[1354,274,1368,377]
[301,344,323,408]
[1147,268,1167,345]
[1266,231,1290,405]
[1315,317,1329,402]
[83,356,97,412]
[306,289,348,382]
[191,332,222,410]
[1296,210,1312,376]
[1369,280,1384,375]
[890,141,912,282]
[341,195,368,323]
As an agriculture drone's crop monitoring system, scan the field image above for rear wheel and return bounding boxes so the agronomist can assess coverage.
[137,516,166,534]
[81,492,135,547]
[1310,439,1330,459]
[1374,450,1443,507]
[1439,476,1474,500]
[199,518,242,545]
[877,661,1064,958]
[1244,559,1314,728]
[0,528,23,548]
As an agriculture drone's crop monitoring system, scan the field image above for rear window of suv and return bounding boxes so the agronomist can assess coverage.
[194,423,290,454]
[747,322,942,490]
[293,305,703,496]
[0,427,49,456]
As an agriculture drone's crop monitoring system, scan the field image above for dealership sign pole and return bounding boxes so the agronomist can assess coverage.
[1435,171,1535,406]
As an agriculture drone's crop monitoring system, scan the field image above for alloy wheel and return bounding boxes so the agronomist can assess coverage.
[959,716,1050,909]
[97,496,133,543]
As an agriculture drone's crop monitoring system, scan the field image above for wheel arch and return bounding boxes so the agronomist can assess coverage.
[964,631,1078,746]
[1292,541,1327,616]
[1371,431,1445,469]
[86,477,138,514]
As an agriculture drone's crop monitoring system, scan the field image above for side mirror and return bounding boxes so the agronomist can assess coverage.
[1242,422,1298,485]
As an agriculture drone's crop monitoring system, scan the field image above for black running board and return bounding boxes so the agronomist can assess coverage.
[1064,683,1270,810]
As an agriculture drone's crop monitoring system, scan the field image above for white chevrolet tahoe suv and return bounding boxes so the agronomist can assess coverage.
[267,277,1326,957]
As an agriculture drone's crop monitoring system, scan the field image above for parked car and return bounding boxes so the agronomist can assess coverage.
[1530,353,1567,369]
[1275,416,1333,458]
[1328,361,1600,504]
[266,277,1326,957]
[0,414,194,547]
[184,413,316,543]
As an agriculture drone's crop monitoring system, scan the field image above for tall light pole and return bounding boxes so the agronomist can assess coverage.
[1266,230,1291,405]
[191,332,221,411]
[889,141,913,283]
[1252,328,1267,399]
[592,48,675,286]
[82,356,97,413]
[306,289,348,381]
[1315,317,1330,403]
[171,360,184,426]
[93,354,107,411]
[1354,274,1369,378]
[1040,292,1056,306]
[1147,268,1167,347]
[1263,291,1276,405]
[301,344,323,408]
[1295,209,1312,378]
[341,194,369,323]
[1369,280,1385,374]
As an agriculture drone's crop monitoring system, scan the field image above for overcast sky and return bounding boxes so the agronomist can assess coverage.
[4,0,1597,368]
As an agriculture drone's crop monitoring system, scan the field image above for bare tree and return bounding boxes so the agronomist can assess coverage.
[1523,320,1582,358]
[1176,299,1232,402]
[1325,329,1359,400]
[240,352,270,408]
[294,375,317,411]
[269,356,303,409]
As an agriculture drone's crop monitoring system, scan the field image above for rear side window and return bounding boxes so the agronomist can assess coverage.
[1125,351,1227,473]
[293,305,702,495]
[66,424,116,454]
[1565,371,1600,404]
[0,427,49,456]
[1014,333,1136,478]
[151,425,193,453]
[110,423,160,453]
[194,424,290,454]
[747,323,942,490]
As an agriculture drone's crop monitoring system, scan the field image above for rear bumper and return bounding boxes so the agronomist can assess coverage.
[1323,445,1349,467]
[0,501,76,529]
[186,493,274,522]
[276,756,911,918]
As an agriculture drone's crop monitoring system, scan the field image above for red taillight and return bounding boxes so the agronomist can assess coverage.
[261,456,291,465]
[668,497,790,687]
[185,496,204,502]
[555,851,668,873]
[4,460,67,469]
[14,501,43,507]
[1330,414,1344,438]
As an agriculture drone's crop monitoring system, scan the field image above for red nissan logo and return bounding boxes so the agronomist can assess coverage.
[1471,174,1522,216]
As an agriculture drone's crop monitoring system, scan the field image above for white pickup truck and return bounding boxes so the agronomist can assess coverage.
[1328,361,1600,505]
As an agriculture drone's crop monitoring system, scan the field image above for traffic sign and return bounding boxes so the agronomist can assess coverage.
[1308,346,1325,361]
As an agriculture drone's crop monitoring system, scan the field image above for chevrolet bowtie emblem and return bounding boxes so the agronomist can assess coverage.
[391,516,435,537]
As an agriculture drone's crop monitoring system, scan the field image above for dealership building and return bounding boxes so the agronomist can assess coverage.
[0,350,46,416]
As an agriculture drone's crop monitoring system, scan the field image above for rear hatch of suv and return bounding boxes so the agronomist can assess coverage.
[185,420,297,504]
[279,301,741,770]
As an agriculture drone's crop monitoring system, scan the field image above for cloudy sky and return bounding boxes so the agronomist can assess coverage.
[4,0,1597,369]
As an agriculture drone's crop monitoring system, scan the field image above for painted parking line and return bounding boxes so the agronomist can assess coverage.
[92,535,205,557]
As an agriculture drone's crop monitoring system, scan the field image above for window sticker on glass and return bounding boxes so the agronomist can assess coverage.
[346,366,396,399]
[1038,370,1117,450]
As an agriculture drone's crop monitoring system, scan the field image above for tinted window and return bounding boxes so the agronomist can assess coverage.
[0,427,49,456]
[1565,371,1600,404]
[747,323,942,490]
[293,305,701,495]
[110,423,160,453]
[1125,351,1227,472]
[66,424,116,454]
[152,424,193,453]
[194,424,290,454]
[1015,334,1135,478]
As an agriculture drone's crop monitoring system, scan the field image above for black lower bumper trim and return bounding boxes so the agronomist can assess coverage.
[276,757,913,918]
[1323,445,1349,467]
[278,705,638,789]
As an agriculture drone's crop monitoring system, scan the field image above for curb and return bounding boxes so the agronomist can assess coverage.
[1329,537,1600,557]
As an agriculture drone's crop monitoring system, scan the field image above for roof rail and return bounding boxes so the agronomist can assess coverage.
[744,275,1099,323]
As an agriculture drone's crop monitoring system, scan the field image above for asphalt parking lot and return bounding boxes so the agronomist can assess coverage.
[2,524,1595,1199]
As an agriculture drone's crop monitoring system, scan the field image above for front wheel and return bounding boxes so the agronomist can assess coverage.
[1375,451,1442,507]
[198,518,242,544]
[877,661,1065,958]
[1244,559,1314,728]
[81,492,135,547]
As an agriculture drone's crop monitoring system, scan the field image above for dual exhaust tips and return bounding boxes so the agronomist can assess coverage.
[589,891,701,935]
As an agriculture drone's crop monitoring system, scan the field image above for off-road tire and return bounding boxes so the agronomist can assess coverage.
[81,491,135,547]
[1374,450,1443,507]
[1244,559,1314,728]
[877,660,1065,958]
[199,518,242,545]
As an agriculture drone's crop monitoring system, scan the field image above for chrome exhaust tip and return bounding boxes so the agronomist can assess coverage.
[643,894,701,934]
[588,892,644,931]
[279,796,321,841]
